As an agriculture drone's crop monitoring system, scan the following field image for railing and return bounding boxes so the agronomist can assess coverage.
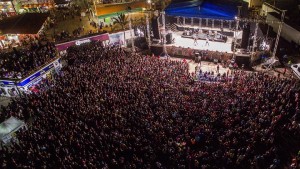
[0,55,60,81]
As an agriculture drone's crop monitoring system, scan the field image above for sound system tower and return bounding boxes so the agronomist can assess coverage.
[166,33,172,44]
[151,17,160,39]
[241,24,250,49]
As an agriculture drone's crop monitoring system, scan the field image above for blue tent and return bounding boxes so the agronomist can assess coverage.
[165,0,243,20]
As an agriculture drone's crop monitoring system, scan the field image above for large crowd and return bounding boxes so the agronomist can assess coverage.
[0,40,57,79]
[0,42,299,168]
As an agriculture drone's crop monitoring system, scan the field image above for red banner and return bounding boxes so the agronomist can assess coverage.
[55,33,109,51]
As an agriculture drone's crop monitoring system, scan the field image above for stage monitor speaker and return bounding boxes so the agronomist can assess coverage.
[177,26,184,31]
[166,33,172,44]
[151,17,160,39]
[235,54,251,68]
[150,46,163,56]
[241,24,250,49]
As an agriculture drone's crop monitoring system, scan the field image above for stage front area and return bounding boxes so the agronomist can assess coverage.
[169,31,233,53]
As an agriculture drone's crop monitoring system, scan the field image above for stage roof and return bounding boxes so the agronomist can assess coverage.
[165,0,246,20]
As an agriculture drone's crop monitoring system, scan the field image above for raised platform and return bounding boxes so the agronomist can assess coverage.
[174,24,235,37]
[168,31,233,53]
[150,45,233,62]
[181,34,227,43]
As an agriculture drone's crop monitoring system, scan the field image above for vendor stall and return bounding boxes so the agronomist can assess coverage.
[0,57,62,97]
[0,0,17,18]
[16,57,62,93]
[0,13,49,49]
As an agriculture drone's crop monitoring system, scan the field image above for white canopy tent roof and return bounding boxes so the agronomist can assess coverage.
[0,116,26,144]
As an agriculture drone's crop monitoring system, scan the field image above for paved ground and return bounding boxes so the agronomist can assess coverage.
[0,57,294,107]
[170,57,295,79]
[0,96,12,107]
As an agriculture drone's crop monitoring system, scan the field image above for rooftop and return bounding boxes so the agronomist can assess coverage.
[0,13,49,35]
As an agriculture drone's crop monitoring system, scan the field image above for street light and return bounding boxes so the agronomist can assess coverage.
[147,0,152,10]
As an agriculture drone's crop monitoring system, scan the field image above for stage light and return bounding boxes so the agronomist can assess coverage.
[235,16,237,20]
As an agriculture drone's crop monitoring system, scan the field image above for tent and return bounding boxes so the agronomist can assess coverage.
[165,0,246,20]
[0,117,27,144]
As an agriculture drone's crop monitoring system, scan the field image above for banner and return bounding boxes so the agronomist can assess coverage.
[109,32,125,47]
[124,29,134,40]
[0,80,16,86]
[55,33,110,51]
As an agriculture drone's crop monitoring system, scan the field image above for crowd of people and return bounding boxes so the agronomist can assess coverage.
[0,42,299,168]
[0,40,57,79]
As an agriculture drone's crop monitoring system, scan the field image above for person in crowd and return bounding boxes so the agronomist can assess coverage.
[0,42,299,169]
[205,36,210,46]
[193,33,198,46]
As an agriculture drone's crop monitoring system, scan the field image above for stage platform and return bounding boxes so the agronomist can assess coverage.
[174,23,235,36]
[169,31,233,53]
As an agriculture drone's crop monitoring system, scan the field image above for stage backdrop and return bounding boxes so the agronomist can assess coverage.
[165,0,246,20]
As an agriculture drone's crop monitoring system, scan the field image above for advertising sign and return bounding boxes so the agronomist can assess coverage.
[109,32,125,47]
[125,29,135,39]
[55,33,110,51]
[0,80,16,86]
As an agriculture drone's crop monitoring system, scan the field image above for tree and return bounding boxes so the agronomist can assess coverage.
[112,13,129,31]
[112,13,129,46]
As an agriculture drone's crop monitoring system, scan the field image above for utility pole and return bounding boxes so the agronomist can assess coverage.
[10,0,17,14]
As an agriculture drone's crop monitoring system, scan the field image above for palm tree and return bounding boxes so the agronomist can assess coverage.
[112,13,129,46]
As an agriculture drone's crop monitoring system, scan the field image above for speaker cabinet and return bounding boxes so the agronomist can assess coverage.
[151,17,160,39]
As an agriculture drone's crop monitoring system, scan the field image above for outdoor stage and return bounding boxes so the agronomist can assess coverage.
[150,29,245,65]
[169,31,234,53]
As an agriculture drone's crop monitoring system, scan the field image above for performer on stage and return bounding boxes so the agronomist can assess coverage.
[205,37,209,46]
[193,33,198,46]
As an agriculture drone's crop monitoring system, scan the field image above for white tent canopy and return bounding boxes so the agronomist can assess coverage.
[0,116,26,144]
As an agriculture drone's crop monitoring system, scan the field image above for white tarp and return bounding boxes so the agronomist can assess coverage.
[0,117,26,144]
[263,57,280,68]
[291,64,300,79]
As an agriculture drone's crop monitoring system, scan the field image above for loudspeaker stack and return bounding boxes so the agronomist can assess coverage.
[151,17,160,39]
